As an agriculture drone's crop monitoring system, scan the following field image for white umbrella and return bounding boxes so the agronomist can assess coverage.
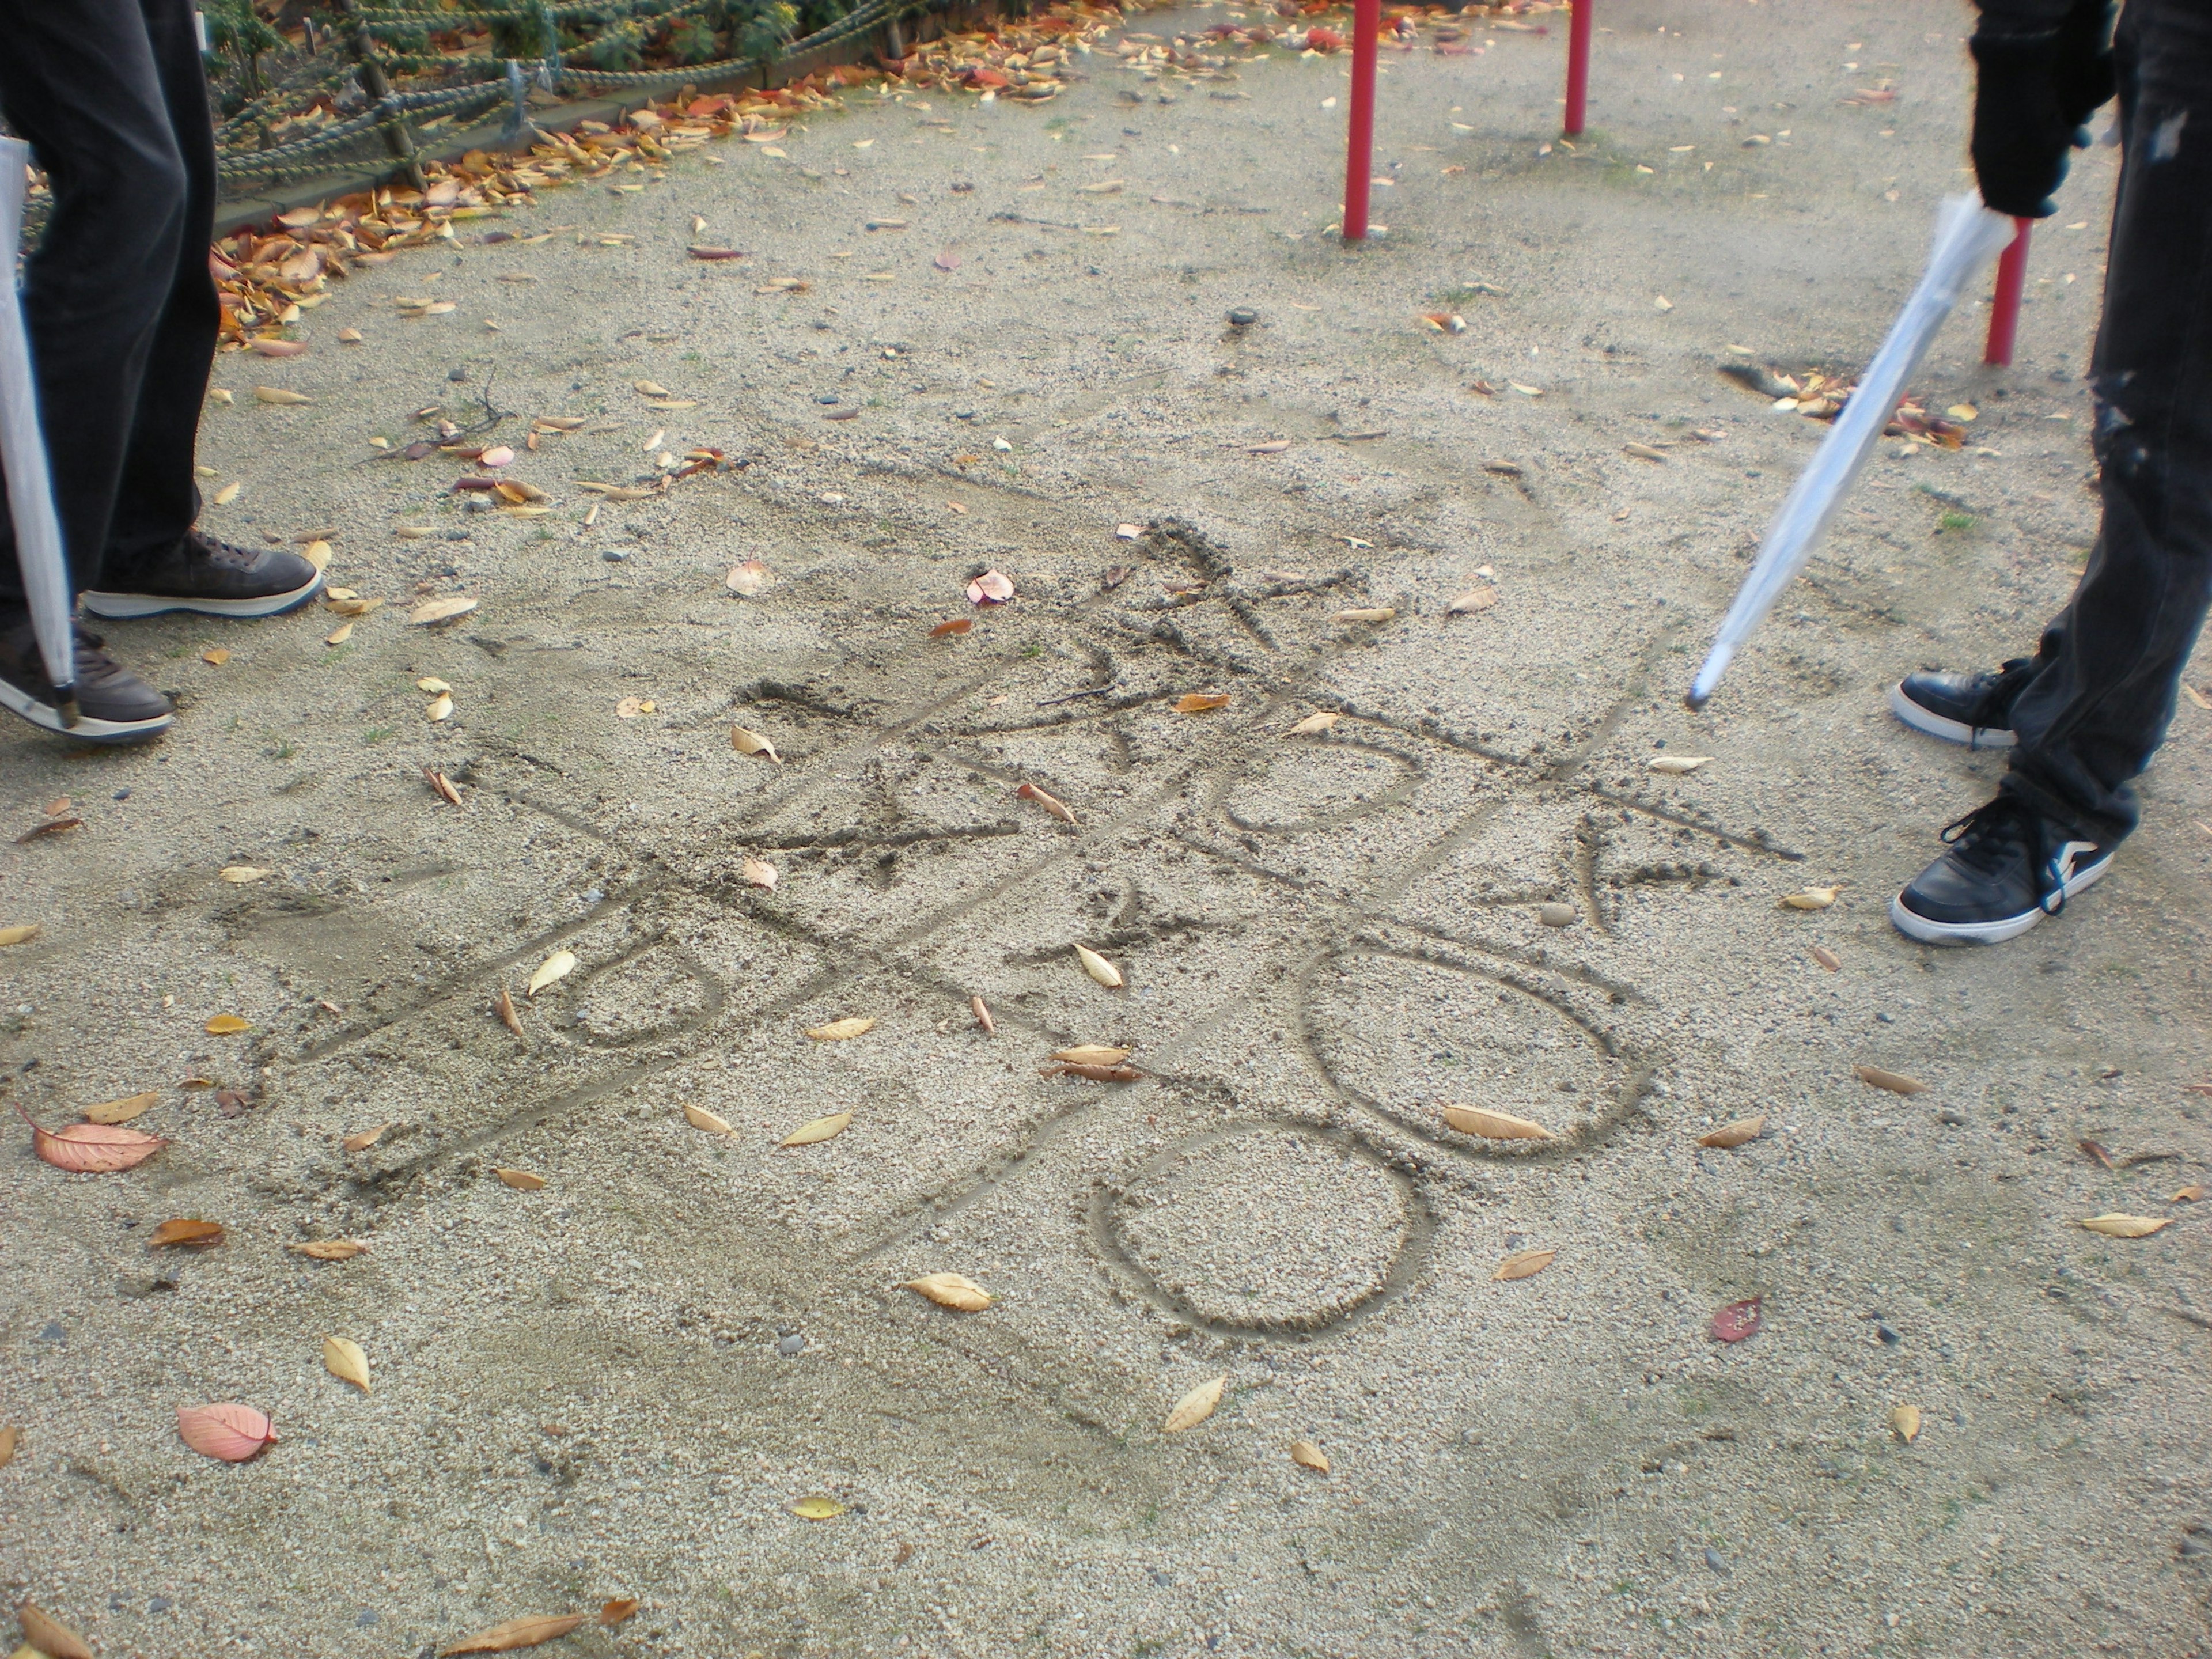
[0,135,77,724]
[1687,195,2020,711]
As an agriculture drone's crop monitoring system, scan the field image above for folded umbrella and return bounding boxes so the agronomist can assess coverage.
[1687,195,2020,711]
[0,135,76,724]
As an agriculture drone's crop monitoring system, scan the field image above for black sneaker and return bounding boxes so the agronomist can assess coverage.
[1887,657,2037,749]
[80,529,324,620]
[1891,794,2113,945]
[0,613,174,743]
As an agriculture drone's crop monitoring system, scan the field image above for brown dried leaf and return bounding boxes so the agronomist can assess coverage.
[1333,607,1397,623]
[731,725,780,762]
[21,1108,168,1173]
[495,1168,548,1191]
[1890,1404,1921,1443]
[149,1218,224,1249]
[1853,1065,1928,1096]
[495,986,523,1036]
[903,1272,992,1311]
[176,1401,277,1461]
[1698,1115,1766,1149]
[441,1614,589,1654]
[1782,886,1840,910]
[1494,1248,1556,1281]
[1164,1375,1225,1433]
[16,816,81,843]
[1174,693,1231,714]
[287,1239,368,1260]
[1016,781,1077,824]
[1289,711,1340,734]
[410,595,479,626]
[425,766,463,806]
[82,1091,160,1125]
[1289,1438,1330,1474]
[1074,945,1123,988]
[1624,442,1669,462]
[1447,586,1498,615]
[2080,1213,2171,1238]
[1441,1105,1553,1141]
[929,618,972,637]
[726,558,771,595]
[2079,1138,2116,1171]
[527,952,577,997]
[740,857,778,891]
[683,1103,735,1135]
[634,380,672,398]
[342,1124,390,1153]
[1052,1045,1131,1066]
[598,1599,638,1627]
[782,1111,851,1147]
[201,646,232,666]
[18,1604,94,1659]
[253,385,312,404]
[1812,945,1842,971]
[0,1425,17,1469]
[323,1335,372,1393]
[2171,1185,2207,1203]
[1248,440,1293,454]
[806,1016,876,1041]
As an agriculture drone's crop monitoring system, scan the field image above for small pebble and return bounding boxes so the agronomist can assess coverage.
[146,1597,171,1613]
[777,1332,806,1358]
[816,393,840,404]
[601,549,628,563]
[2181,1534,2210,1558]
[1537,902,1577,928]
[1876,1323,1901,1346]
[1938,1107,1968,1126]
[1228,307,1257,327]
[1704,1547,1730,1574]
[113,788,131,801]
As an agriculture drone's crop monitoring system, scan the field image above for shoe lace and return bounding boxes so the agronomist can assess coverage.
[1976,656,2037,723]
[186,531,260,571]
[1939,796,2066,914]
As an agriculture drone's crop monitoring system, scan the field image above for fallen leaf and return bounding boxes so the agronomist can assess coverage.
[1698,1115,1767,1149]
[1647,755,1709,775]
[441,1614,589,1654]
[2172,1185,2207,1203]
[176,1401,277,1461]
[82,1091,160,1125]
[2080,1138,2116,1171]
[1075,945,1123,988]
[1441,1105,1553,1141]
[1175,693,1231,714]
[219,865,268,884]
[1333,607,1397,623]
[1946,403,1979,422]
[324,623,355,646]
[1782,887,1840,910]
[15,816,81,842]
[253,385,312,404]
[494,984,524,1037]
[0,923,38,946]
[1290,711,1340,735]
[416,677,451,695]
[599,1600,639,1627]
[1248,439,1293,454]
[141,1219,224,1255]
[1812,946,1842,971]
[0,1425,16,1469]
[209,387,233,404]
[1016,781,1077,825]
[971,993,997,1034]
[2080,1213,2171,1238]
[1289,1438,1330,1473]
[615,696,652,719]
[527,950,578,995]
[740,857,778,890]
[495,1168,548,1191]
[807,1016,876,1041]
[1710,1297,1763,1343]
[1853,1065,1927,1096]
[726,558,771,595]
[1890,1404,1921,1443]
[1052,1045,1131,1065]
[634,379,672,398]
[342,1124,390,1153]
[1448,586,1498,615]
[425,767,464,807]
[1624,442,1669,462]
[1165,1375,1225,1433]
[930,618,972,637]
[904,1272,992,1310]
[210,481,241,506]
[17,1605,93,1659]
[21,1107,168,1173]
[338,327,363,344]
[782,1111,852,1147]
[1510,382,1544,397]
[324,1335,372,1393]
[790,1496,846,1521]
[1494,1248,1556,1281]
[2186,684,2212,711]
[479,445,515,468]
[410,595,479,626]
[688,245,748,261]
[287,1239,368,1260]
[731,725,781,762]
[967,569,1015,604]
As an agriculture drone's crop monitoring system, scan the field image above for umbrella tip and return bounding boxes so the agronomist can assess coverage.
[54,691,80,729]
[1683,688,1710,713]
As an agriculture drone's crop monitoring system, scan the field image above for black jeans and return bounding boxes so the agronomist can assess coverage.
[0,0,214,606]
[2002,0,2212,844]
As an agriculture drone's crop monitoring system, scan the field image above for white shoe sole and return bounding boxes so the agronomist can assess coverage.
[0,676,172,744]
[1889,853,2112,946]
[1888,681,2017,748]
[80,569,325,620]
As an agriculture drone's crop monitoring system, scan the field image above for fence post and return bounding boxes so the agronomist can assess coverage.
[337,0,425,192]
[1341,0,1378,243]
[1984,218,2031,367]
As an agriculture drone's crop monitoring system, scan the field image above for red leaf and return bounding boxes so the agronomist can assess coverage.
[967,570,1014,605]
[1710,1297,1763,1344]
[176,1401,278,1461]
[18,1104,168,1172]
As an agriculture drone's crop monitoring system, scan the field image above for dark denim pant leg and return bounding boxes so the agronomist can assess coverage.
[2002,0,2212,845]
[0,0,203,606]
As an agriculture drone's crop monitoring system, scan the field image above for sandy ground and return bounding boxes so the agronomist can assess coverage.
[6,0,2212,1654]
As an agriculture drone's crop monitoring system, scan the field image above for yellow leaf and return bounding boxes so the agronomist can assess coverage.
[1075,945,1123,988]
[1889,1404,1921,1442]
[287,1239,368,1260]
[0,923,39,946]
[1945,404,1978,422]
[1442,1105,1553,1141]
[805,1016,876,1041]
[903,1272,992,1310]
[1448,587,1498,615]
[324,620,354,646]
[200,647,231,666]
[1333,607,1396,623]
[782,1111,851,1146]
[0,1425,16,1468]
[1289,711,1340,734]
[1494,1248,1556,1281]
[731,725,780,762]
[634,379,672,398]
[495,1168,548,1191]
[1164,1375,1225,1433]
[219,865,269,884]
[527,950,578,995]
[253,386,312,404]
[1782,886,1840,910]
[18,1605,94,1659]
[342,1124,389,1153]
[683,1103,734,1134]
[1853,1065,1928,1096]
[211,480,241,506]
[303,540,332,569]
[790,1496,846,1520]
[2080,1213,2171,1238]
[1697,1115,1766,1149]
[440,1614,588,1654]
[1289,1438,1330,1473]
[2171,1185,2208,1203]
[422,691,454,722]
[323,1335,371,1393]
[1051,1045,1130,1065]
[410,595,479,626]
[416,677,452,694]
[84,1091,161,1124]
[1647,755,1709,775]
[204,1014,251,1035]
[1174,692,1231,713]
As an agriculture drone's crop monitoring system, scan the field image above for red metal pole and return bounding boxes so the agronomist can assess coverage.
[1342,0,1379,243]
[1564,0,1591,137]
[1984,217,2031,367]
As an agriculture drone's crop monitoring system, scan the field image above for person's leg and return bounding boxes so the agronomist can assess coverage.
[0,0,189,605]
[1999,0,2212,844]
